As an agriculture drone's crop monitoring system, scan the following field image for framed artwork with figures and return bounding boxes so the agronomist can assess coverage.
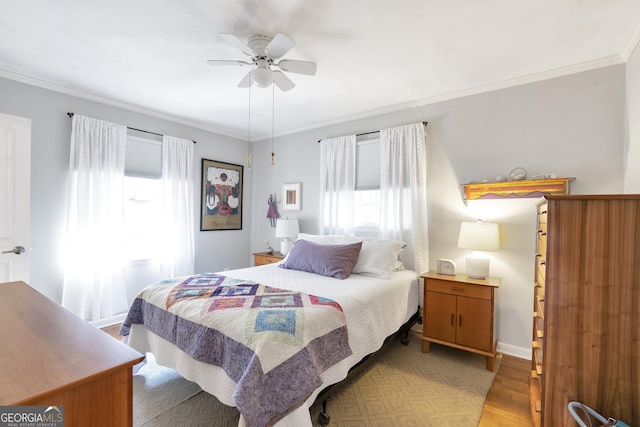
[200,159,243,231]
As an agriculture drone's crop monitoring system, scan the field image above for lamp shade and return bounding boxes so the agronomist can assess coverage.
[275,219,299,255]
[457,221,500,252]
[275,219,299,239]
[458,220,500,279]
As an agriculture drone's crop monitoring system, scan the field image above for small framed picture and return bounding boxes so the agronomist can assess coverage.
[282,182,301,211]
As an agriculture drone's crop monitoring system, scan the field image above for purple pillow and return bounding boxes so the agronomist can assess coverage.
[279,239,362,279]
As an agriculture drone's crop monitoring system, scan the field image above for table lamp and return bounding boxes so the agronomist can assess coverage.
[275,218,300,255]
[457,220,500,279]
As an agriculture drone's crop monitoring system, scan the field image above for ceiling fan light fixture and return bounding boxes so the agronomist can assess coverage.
[251,66,273,88]
[211,32,316,91]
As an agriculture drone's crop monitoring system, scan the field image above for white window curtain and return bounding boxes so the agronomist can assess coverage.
[319,135,356,234]
[160,135,195,278]
[62,115,128,321]
[380,123,429,273]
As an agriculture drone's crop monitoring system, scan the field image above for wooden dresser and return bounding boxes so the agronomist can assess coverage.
[253,251,285,266]
[421,271,500,371]
[530,195,640,426]
[0,281,144,427]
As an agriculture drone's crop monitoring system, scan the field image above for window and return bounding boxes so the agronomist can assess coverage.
[123,136,163,261]
[124,176,162,261]
[353,137,381,236]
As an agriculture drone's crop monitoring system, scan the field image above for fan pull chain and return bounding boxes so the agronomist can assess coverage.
[247,84,252,168]
[271,83,275,166]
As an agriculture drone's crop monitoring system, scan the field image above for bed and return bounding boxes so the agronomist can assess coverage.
[121,235,420,427]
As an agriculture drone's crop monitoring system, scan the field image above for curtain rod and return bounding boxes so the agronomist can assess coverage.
[317,121,428,143]
[67,112,196,144]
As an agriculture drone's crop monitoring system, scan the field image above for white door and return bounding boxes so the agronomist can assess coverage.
[0,113,30,282]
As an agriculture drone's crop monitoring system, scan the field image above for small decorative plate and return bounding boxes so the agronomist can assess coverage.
[510,167,527,181]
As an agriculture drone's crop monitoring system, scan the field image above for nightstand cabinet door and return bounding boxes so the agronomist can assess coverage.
[456,296,492,352]
[424,291,456,343]
[425,288,492,352]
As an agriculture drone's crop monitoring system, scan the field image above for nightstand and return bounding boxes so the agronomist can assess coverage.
[252,251,285,266]
[421,271,500,371]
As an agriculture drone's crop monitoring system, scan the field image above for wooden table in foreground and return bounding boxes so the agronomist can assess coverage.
[0,281,144,427]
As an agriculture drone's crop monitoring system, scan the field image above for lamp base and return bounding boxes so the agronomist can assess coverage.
[280,239,293,256]
[466,256,490,280]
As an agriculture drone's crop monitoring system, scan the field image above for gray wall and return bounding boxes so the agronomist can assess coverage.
[625,40,640,191]
[249,65,626,357]
[0,77,252,305]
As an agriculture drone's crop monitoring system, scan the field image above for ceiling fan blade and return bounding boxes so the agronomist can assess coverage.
[272,70,295,92]
[237,72,252,88]
[265,33,295,60]
[277,59,316,76]
[220,33,255,56]
[207,59,252,66]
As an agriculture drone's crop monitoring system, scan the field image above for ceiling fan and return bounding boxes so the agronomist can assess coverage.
[207,33,317,91]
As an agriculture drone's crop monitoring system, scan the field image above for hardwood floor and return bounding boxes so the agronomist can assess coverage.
[102,324,532,426]
[479,354,532,426]
[102,323,122,340]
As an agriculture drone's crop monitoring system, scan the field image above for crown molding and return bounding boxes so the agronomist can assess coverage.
[620,22,640,62]
[0,69,246,140]
[413,55,625,109]
[271,55,625,141]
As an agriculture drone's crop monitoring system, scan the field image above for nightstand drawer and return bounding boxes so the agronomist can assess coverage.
[426,279,492,300]
[253,252,284,266]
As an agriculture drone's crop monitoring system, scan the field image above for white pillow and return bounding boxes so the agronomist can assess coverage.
[296,233,405,279]
[351,238,405,279]
[393,259,405,271]
[296,233,343,245]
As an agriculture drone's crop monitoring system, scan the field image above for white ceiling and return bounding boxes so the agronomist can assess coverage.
[1,1,640,141]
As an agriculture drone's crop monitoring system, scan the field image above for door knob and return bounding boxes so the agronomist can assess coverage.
[2,246,25,255]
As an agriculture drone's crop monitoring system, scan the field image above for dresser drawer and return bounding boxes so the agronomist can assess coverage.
[538,203,548,225]
[537,231,547,259]
[426,279,492,300]
[536,255,546,284]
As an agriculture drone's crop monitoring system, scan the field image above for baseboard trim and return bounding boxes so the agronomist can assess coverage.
[497,342,531,360]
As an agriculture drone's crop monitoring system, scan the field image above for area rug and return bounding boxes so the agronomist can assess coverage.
[133,331,500,426]
[133,353,204,426]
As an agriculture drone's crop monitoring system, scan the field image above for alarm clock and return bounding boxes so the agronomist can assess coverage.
[436,259,456,275]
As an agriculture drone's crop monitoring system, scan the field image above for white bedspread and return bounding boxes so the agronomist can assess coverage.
[127,264,420,427]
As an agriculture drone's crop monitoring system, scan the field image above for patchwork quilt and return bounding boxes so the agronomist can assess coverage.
[121,273,352,427]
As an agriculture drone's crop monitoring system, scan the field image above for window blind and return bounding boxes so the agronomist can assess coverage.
[125,135,162,179]
[355,139,380,190]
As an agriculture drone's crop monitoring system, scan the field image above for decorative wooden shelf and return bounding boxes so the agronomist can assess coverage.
[463,178,574,200]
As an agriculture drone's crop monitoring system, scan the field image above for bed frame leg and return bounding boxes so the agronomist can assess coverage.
[400,329,410,345]
[400,312,420,345]
[318,397,331,425]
